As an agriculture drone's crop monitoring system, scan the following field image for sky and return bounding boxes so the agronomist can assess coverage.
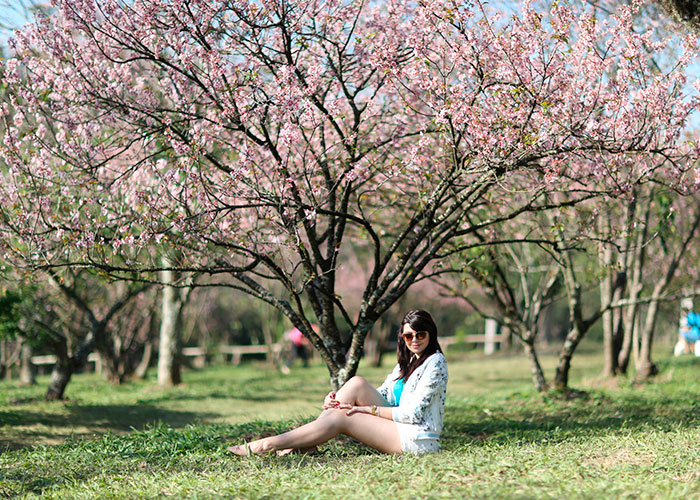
[0,0,37,30]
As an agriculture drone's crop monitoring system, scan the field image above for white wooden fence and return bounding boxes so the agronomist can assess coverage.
[29,332,503,371]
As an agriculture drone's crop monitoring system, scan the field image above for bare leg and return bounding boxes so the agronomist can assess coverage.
[228,376,400,456]
[230,408,402,455]
[318,376,389,418]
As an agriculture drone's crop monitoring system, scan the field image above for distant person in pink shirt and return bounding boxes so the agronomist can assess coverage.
[281,327,311,374]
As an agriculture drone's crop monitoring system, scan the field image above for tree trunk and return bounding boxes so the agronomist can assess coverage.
[47,271,152,385]
[602,273,626,377]
[618,306,638,373]
[46,360,73,400]
[634,203,700,379]
[368,313,395,368]
[553,324,584,391]
[133,306,158,379]
[554,245,582,392]
[554,244,607,392]
[600,224,617,377]
[611,297,625,366]
[0,339,7,380]
[328,321,373,389]
[329,352,355,390]
[260,307,281,367]
[45,333,94,400]
[374,323,394,368]
[501,324,513,350]
[524,340,547,392]
[618,227,646,373]
[95,336,123,384]
[135,340,153,379]
[632,310,641,371]
[0,339,20,380]
[19,340,35,386]
[601,308,615,376]
[89,320,126,385]
[46,338,73,401]
[158,262,183,387]
[636,292,664,381]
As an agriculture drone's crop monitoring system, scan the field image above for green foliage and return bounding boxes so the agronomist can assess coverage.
[0,287,22,340]
[2,350,700,499]
[0,283,55,348]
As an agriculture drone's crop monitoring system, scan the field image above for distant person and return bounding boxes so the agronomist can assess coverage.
[281,327,311,374]
[674,310,700,357]
[228,309,448,455]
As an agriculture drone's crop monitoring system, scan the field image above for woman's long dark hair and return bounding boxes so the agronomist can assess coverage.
[396,309,442,381]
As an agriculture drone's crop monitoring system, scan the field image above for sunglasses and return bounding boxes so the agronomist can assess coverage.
[402,331,428,342]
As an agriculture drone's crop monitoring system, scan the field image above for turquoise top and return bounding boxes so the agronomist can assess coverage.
[393,377,405,406]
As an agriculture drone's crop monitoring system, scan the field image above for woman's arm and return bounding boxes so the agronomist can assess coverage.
[344,404,393,419]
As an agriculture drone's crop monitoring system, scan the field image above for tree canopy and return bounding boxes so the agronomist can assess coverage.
[1,0,698,386]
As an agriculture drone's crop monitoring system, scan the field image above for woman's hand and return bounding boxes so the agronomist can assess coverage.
[323,391,345,410]
[323,393,372,414]
[345,405,371,416]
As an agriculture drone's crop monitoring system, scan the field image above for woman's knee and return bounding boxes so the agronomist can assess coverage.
[345,375,369,386]
[340,376,369,391]
[336,376,373,404]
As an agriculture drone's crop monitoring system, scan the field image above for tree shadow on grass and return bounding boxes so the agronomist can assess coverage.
[127,371,327,405]
[442,389,700,450]
[5,385,699,498]
[0,403,217,452]
[136,387,317,404]
[0,378,323,453]
[1,418,375,498]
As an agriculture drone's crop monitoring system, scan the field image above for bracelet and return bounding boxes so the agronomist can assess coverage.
[370,405,377,415]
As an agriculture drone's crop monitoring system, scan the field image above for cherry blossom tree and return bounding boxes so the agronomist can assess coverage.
[0,267,154,399]
[431,217,563,392]
[596,184,700,380]
[42,270,153,398]
[540,184,700,389]
[1,0,698,387]
[442,185,700,392]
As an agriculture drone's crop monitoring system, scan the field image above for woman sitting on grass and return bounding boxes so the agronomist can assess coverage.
[228,309,448,455]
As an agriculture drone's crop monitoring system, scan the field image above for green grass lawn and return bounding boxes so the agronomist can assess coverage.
[2,344,700,499]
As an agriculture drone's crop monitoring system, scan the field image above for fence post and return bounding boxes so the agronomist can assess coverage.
[484,319,498,355]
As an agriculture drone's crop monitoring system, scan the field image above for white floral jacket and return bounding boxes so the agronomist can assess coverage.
[376,352,448,440]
